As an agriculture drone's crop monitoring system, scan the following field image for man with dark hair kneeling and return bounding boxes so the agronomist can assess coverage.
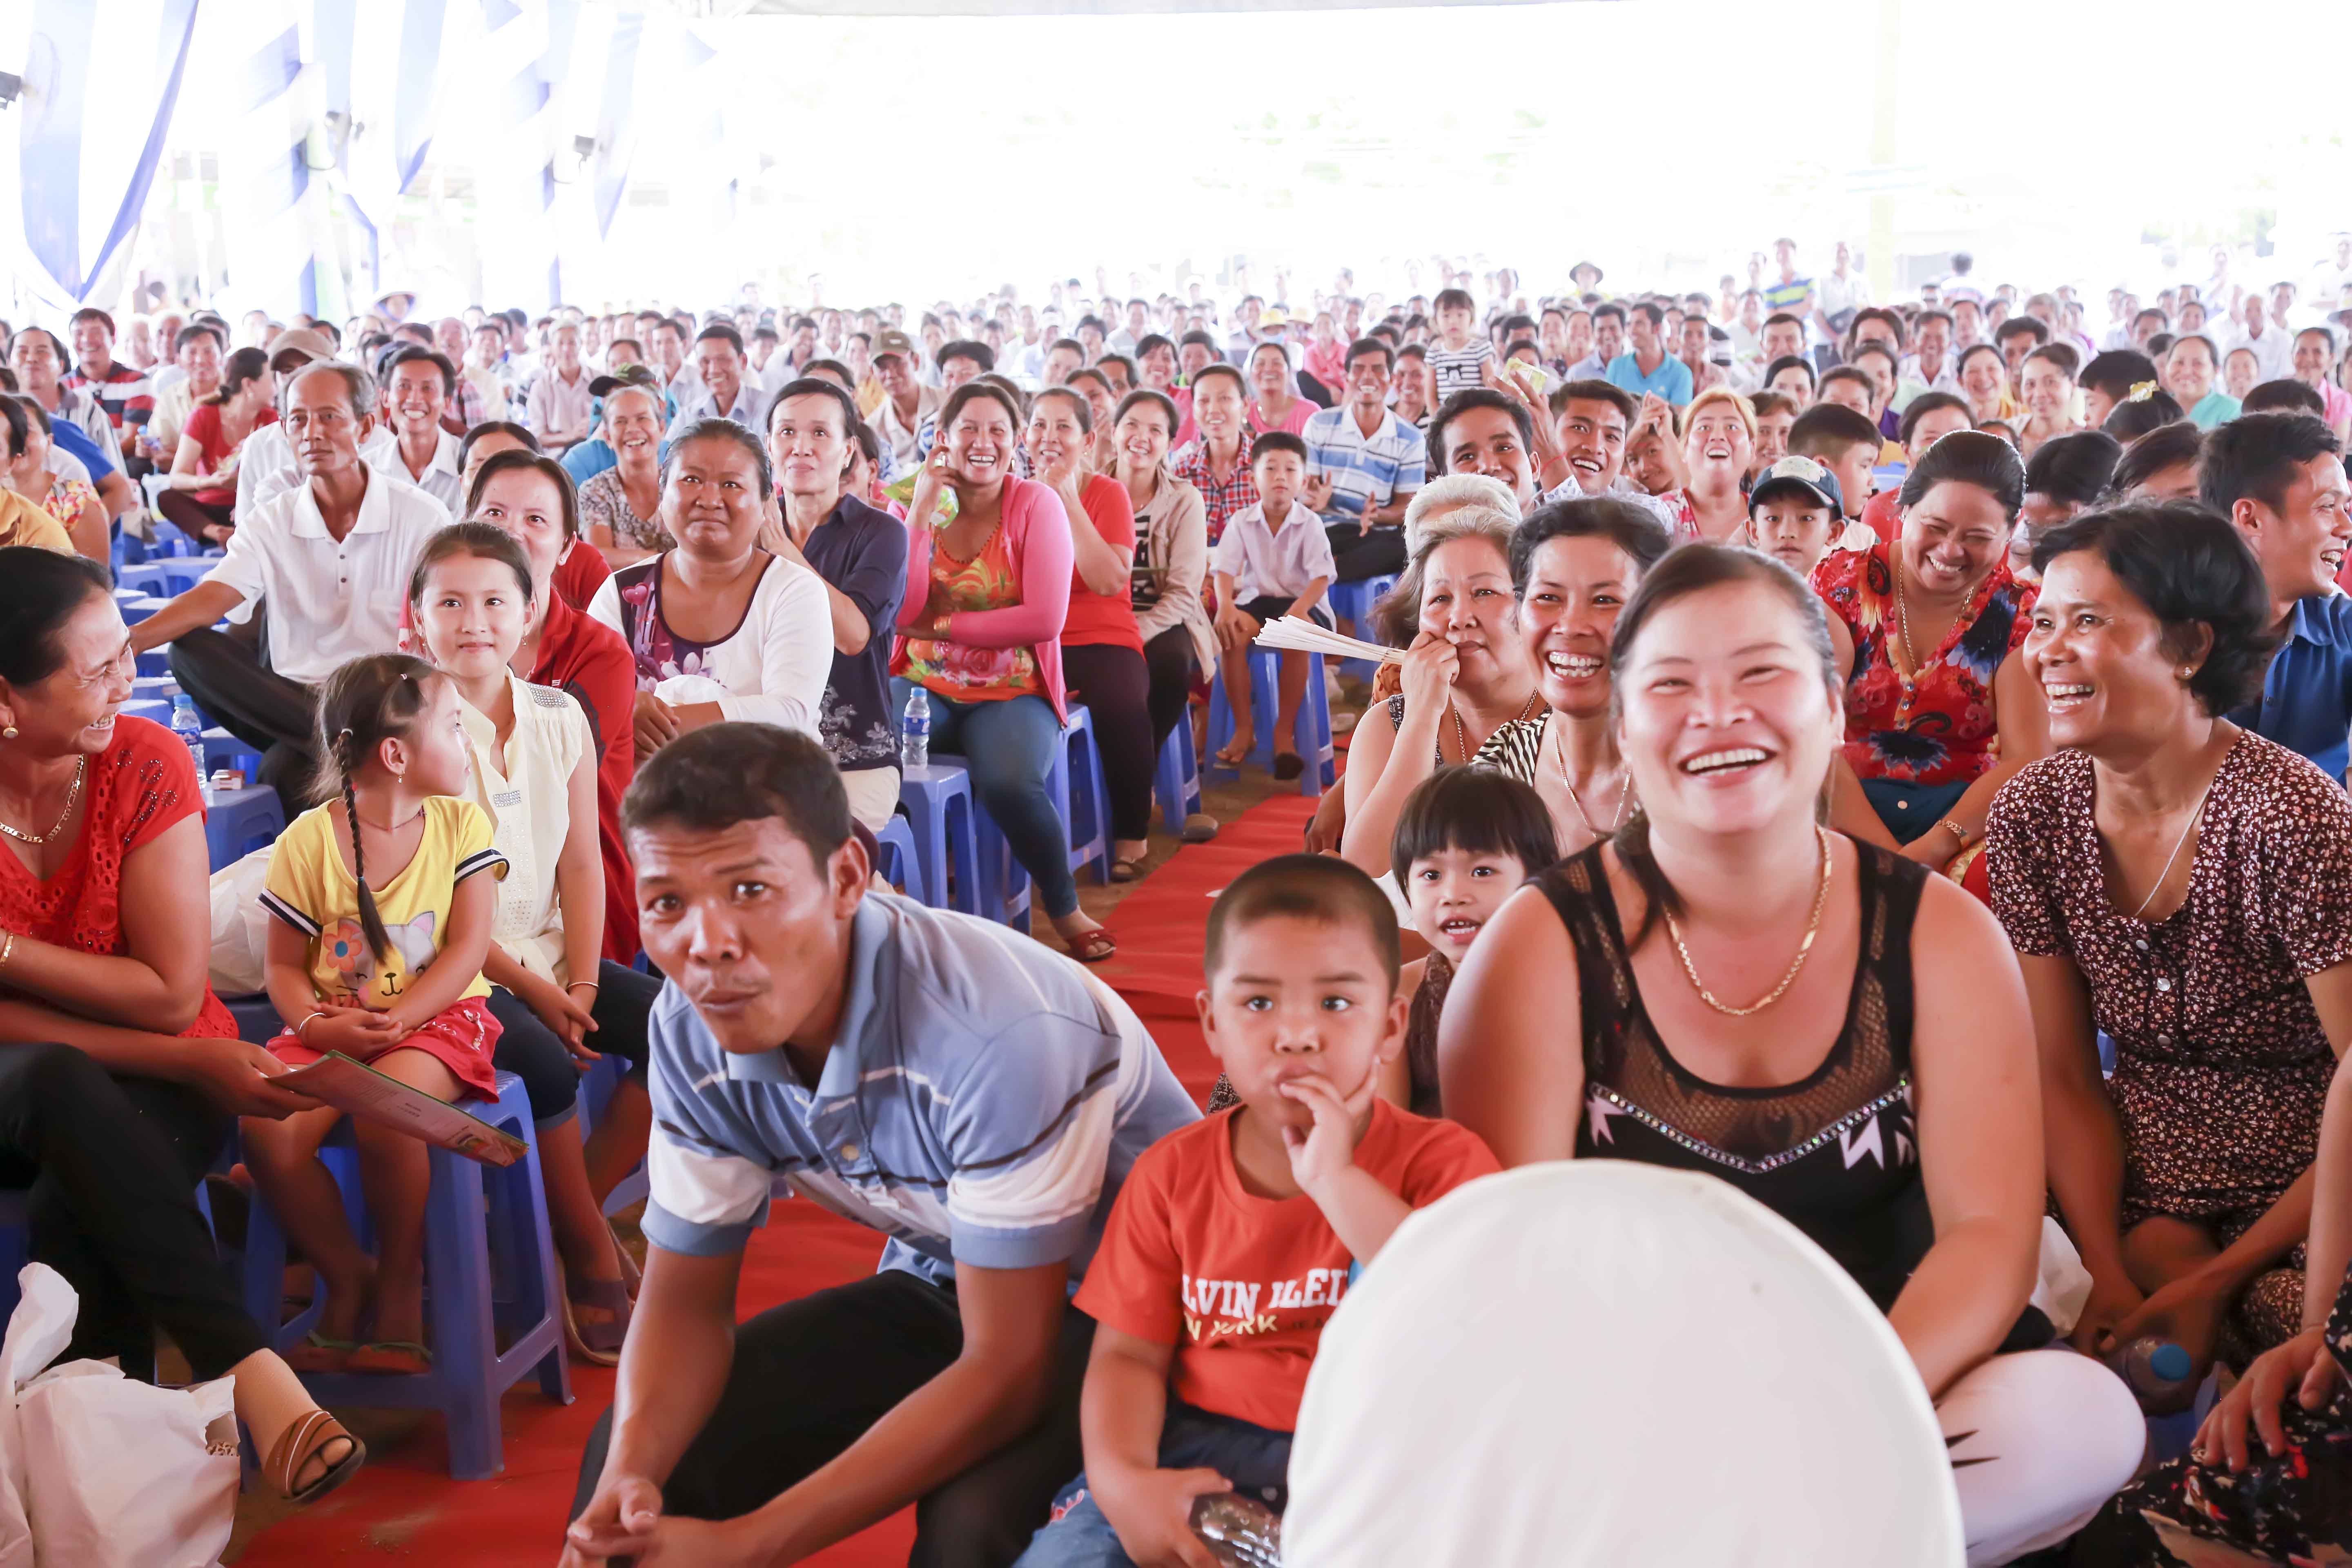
[564,724,1198,1568]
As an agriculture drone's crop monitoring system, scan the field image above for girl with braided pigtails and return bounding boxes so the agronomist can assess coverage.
[238,653,509,1376]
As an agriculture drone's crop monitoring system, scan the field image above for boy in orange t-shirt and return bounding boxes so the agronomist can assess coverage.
[1015,855,1498,1568]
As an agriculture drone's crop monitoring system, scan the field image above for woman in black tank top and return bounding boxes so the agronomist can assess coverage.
[1440,543,2143,1565]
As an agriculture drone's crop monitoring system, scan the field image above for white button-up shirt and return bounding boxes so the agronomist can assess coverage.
[526,365,595,441]
[201,467,450,685]
[369,425,466,516]
[1211,500,1337,615]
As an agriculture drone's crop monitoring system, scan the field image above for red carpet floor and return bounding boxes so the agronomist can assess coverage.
[235,791,1319,1565]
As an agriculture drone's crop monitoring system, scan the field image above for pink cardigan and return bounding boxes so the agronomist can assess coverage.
[891,474,1074,722]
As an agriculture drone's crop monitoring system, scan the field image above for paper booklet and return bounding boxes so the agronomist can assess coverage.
[274,1052,528,1167]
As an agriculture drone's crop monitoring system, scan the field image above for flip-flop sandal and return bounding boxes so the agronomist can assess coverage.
[345,1340,433,1376]
[1066,928,1118,964]
[564,1276,634,1366]
[1212,743,1251,768]
[608,1218,643,1298]
[265,1409,366,1508]
[1111,858,1145,883]
[1273,751,1306,782]
[284,1332,354,1373]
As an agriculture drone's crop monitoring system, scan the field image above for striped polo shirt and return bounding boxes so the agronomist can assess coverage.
[644,891,1200,1285]
[1303,405,1427,522]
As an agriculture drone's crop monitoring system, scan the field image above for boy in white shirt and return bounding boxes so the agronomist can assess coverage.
[1211,432,1334,783]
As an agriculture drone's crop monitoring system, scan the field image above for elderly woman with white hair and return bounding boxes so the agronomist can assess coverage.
[1339,505,1536,879]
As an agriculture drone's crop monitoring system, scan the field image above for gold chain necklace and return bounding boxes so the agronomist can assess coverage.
[1892,554,1926,675]
[0,756,87,847]
[1663,825,1832,1017]
[1548,713,1629,838]
[1447,689,1539,765]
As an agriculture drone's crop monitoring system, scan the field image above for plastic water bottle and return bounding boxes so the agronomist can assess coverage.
[900,687,931,771]
[2109,1337,2197,1410]
[1189,1492,1281,1568]
[170,695,213,804]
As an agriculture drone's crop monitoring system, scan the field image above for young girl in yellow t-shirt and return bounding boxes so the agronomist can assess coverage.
[241,653,508,1376]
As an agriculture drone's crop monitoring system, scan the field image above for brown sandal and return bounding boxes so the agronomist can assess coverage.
[265,1408,365,1507]
[563,1275,633,1366]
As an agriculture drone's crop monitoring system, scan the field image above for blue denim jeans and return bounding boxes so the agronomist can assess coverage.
[1011,1403,1292,1567]
[892,680,1079,920]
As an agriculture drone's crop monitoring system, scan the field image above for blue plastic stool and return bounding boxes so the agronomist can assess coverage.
[873,812,931,905]
[111,532,147,570]
[1058,709,1112,885]
[577,1056,649,1218]
[1205,649,1337,797]
[205,786,285,870]
[131,674,183,706]
[201,728,263,780]
[115,561,175,596]
[114,591,162,627]
[1152,722,1201,836]
[236,1069,572,1480]
[963,768,1033,928]
[119,697,172,728]
[899,764,981,916]
[0,1190,28,1323]
[1327,574,1398,679]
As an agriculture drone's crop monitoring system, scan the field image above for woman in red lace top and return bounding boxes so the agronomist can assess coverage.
[0,548,363,1506]
[1812,430,2048,864]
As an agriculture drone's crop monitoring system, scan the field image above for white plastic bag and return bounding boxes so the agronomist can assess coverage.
[0,1264,238,1568]
[0,1263,76,1568]
[207,845,275,998]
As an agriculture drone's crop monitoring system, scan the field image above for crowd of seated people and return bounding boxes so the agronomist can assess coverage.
[2,241,2352,1564]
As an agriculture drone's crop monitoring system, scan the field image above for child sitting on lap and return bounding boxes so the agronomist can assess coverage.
[241,653,508,1377]
[1015,855,1497,1568]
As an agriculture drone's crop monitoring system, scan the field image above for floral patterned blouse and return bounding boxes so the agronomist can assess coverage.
[43,476,97,531]
[901,524,1042,702]
[578,467,672,553]
[1811,539,2036,789]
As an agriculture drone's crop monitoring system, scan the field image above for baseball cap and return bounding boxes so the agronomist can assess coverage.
[264,326,336,369]
[873,329,917,362]
[1747,455,1844,517]
[589,363,662,399]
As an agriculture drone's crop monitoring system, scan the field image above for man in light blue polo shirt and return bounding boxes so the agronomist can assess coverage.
[2203,413,2352,779]
[665,323,771,439]
[566,725,1196,1568]
[1303,336,1427,583]
[1604,302,1695,408]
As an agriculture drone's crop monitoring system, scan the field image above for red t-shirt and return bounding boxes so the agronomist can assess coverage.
[552,536,612,612]
[530,591,641,963]
[181,403,277,508]
[0,717,237,1038]
[1060,474,1143,654]
[1075,1099,1498,1433]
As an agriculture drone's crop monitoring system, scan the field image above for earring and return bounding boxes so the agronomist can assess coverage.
[1,726,15,739]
